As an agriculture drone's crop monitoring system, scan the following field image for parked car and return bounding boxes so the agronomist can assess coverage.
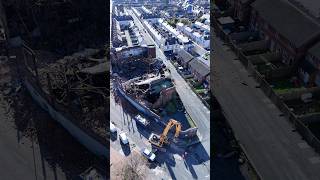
[110,122,117,133]
[119,132,129,145]
[134,114,149,126]
[141,148,156,161]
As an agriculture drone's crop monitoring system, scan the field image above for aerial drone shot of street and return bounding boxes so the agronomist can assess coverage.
[110,0,211,179]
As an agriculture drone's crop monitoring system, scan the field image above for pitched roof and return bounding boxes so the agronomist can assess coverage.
[252,0,320,48]
[177,49,194,63]
[191,43,208,57]
[189,58,210,77]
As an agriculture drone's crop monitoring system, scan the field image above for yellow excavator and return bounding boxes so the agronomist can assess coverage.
[149,119,181,148]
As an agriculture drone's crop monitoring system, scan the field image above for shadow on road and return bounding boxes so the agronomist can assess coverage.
[120,142,131,156]
[165,161,177,180]
[111,132,117,142]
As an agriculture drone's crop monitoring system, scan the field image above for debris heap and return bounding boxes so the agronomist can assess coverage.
[37,48,109,139]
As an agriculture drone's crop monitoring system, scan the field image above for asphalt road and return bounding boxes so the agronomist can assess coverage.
[213,33,320,180]
[111,8,211,179]
[0,93,67,180]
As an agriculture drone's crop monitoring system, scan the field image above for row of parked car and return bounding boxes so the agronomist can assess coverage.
[110,114,156,162]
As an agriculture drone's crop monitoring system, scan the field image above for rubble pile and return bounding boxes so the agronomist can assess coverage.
[37,48,109,139]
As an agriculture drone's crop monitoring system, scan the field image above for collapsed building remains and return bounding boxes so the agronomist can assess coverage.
[19,45,108,157]
[37,48,108,140]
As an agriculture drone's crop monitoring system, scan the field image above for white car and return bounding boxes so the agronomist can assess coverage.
[110,122,117,133]
[119,132,129,145]
[135,114,149,126]
[142,148,156,161]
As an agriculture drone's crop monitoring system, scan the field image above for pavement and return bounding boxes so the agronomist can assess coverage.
[110,8,211,179]
[213,32,320,180]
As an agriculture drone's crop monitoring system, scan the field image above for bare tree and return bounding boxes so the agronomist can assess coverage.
[120,153,147,180]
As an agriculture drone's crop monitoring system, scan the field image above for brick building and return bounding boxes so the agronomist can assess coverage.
[250,0,320,66]
[189,58,210,85]
[176,49,194,68]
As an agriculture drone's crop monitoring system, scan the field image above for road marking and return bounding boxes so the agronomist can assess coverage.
[309,157,320,164]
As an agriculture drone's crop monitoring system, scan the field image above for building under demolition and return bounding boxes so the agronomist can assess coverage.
[112,52,198,137]
[19,45,108,158]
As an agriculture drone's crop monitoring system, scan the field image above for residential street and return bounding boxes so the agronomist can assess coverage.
[213,32,320,180]
[122,8,210,178]
[128,6,210,143]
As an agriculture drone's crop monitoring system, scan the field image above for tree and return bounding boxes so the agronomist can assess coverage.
[120,153,147,180]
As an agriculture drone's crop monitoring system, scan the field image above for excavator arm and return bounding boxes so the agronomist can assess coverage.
[150,119,181,147]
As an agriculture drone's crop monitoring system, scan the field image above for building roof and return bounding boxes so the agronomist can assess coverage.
[142,14,161,19]
[189,58,210,77]
[201,14,210,21]
[202,24,210,32]
[217,16,235,25]
[308,41,320,60]
[177,49,194,63]
[291,0,320,18]
[177,22,184,28]
[165,36,178,45]
[191,43,208,57]
[195,21,203,27]
[252,0,320,48]
[115,15,133,21]
[185,26,193,33]
[193,32,201,38]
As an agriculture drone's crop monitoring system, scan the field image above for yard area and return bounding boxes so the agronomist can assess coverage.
[187,78,210,108]
[158,94,196,130]
[256,63,274,74]
[269,78,304,94]
[285,99,320,115]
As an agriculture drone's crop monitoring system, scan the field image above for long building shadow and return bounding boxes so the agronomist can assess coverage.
[211,97,246,180]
